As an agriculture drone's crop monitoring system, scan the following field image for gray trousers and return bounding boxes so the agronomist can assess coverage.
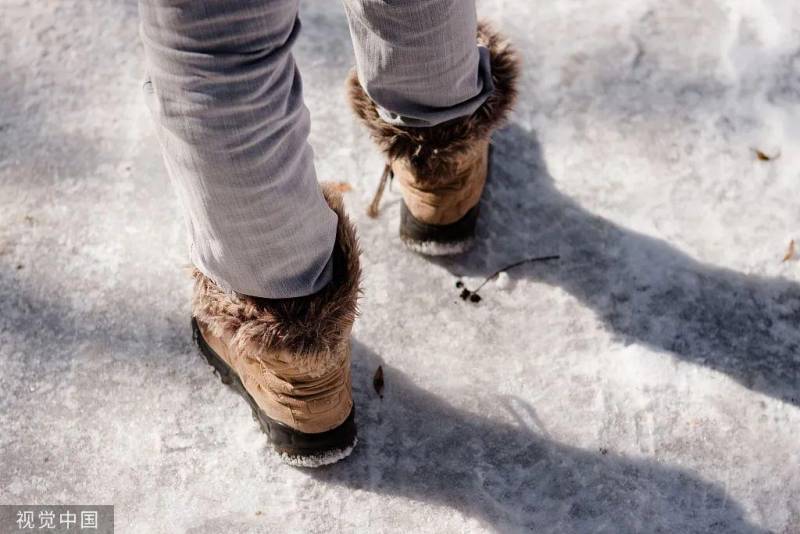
[140,0,493,298]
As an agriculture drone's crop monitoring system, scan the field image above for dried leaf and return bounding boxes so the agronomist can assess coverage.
[753,148,780,161]
[373,365,384,398]
[782,239,796,262]
[330,181,353,193]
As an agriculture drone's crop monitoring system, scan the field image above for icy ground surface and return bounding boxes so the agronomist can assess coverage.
[2,1,800,532]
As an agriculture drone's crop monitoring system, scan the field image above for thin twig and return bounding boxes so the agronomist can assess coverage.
[458,254,560,302]
[474,255,560,293]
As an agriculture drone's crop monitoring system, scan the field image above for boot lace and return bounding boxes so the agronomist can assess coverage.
[367,162,393,218]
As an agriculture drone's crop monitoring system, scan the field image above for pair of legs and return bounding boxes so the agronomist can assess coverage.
[140,0,494,298]
[140,0,519,466]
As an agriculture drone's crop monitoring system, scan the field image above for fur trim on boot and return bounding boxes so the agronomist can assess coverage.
[347,21,520,187]
[191,183,361,375]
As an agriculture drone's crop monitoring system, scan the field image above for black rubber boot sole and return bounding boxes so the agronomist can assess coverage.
[399,202,479,255]
[191,318,357,467]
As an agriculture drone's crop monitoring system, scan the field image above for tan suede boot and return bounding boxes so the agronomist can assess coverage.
[191,184,361,467]
[348,22,520,255]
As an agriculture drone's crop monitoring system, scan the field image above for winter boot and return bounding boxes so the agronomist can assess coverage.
[191,184,361,467]
[348,22,520,255]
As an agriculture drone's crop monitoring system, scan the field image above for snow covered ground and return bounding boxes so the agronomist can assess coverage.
[2,0,799,532]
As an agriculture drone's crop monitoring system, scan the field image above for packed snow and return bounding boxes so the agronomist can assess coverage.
[1,0,799,532]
